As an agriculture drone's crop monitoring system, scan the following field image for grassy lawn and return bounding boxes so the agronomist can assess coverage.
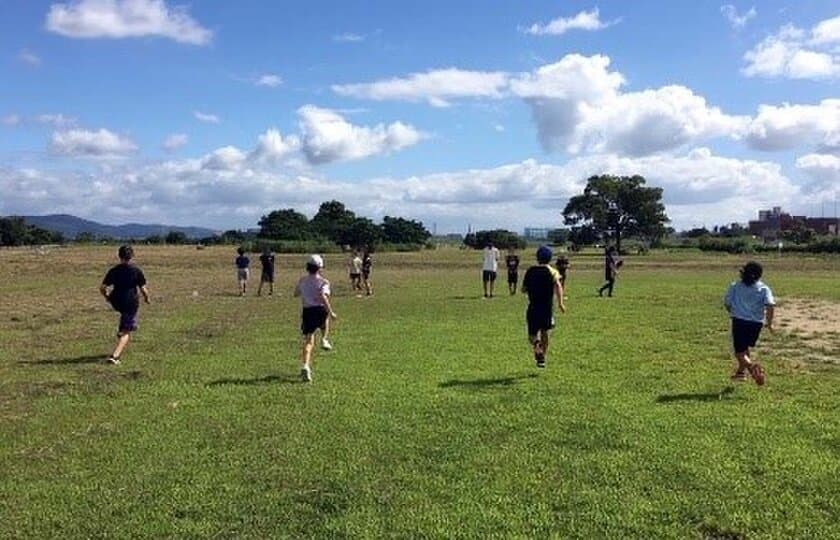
[1,246,839,538]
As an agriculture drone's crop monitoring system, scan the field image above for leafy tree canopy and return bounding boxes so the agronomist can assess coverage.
[562,174,669,250]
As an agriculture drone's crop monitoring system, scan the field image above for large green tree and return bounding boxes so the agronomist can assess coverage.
[562,175,669,251]
[258,208,312,240]
[339,217,383,248]
[381,216,430,244]
[310,200,357,243]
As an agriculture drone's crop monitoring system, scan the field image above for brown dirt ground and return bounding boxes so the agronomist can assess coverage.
[775,298,840,365]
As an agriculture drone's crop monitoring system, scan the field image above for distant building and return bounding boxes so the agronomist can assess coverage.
[524,227,549,240]
[748,207,839,239]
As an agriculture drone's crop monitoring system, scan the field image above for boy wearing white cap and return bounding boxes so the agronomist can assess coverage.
[293,254,337,382]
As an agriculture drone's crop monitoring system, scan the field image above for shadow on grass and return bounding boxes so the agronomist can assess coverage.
[21,354,104,365]
[656,386,736,403]
[440,373,538,389]
[206,374,301,387]
[448,295,485,300]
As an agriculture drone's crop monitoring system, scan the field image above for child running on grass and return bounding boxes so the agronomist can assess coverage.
[521,246,566,368]
[294,255,337,383]
[99,245,150,365]
[724,261,774,386]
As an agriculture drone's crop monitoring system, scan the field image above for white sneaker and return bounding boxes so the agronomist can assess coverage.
[321,338,333,351]
[300,366,312,383]
[105,355,120,365]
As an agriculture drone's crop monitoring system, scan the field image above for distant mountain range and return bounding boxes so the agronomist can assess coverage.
[22,214,218,240]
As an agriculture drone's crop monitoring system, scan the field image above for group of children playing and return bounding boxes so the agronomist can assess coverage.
[100,244,775,386]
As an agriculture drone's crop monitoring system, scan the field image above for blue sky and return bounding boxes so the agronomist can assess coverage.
[1,1,838,232]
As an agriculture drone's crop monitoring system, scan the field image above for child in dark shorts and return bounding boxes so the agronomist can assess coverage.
[505,250,520,295]
[361,249,373,296]
[724,261,775,385]
[294,255,337,383]
[521,246,566,368]
[100,245,150,365]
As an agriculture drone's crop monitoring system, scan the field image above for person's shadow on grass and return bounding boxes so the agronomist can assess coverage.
[656,386,737,403]
[206,374,302,387]
[21,354,104,365]
[439,373,538,389]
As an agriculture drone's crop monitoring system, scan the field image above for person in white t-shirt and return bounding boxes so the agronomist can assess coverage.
[293,254,337,383]
[482,242,500,298]
[348,250,363,294]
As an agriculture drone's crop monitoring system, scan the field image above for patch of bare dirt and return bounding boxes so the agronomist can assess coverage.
[776,298,840,364]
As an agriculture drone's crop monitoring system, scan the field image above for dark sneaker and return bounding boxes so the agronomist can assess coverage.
[105,355,120,365]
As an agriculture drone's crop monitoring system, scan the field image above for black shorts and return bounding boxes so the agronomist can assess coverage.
[732,317,763,353]
[362,270,371,280]
[507,272,518,284]
[526,306,554,336]
[350,273,361,280]
[301,306,328,335]
[482,270,497,283]
[261,270,274,283]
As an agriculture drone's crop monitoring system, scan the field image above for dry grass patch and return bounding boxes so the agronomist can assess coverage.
[775,298,840,365]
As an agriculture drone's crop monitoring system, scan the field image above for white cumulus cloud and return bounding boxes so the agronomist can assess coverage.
[193,111,220,124]
[0,148,803,232]
[51,128,137,158]
[250,128,300,163]
[333,68,509,107]
[510,54,748,155]
[298,105,424,164]
[523,8,619,36]
[743,99,840,151]
[45,0,212,45]
[743,17,840,79]
[163,133,188,151]
[796,153,840,200]
[720,5,757,29]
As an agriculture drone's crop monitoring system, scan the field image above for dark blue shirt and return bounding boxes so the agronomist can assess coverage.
[235,255,250,269]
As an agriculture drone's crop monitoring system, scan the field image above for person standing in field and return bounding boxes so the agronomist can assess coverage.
[724,261,774,386]
[361,249,373,296]
[522,245,566,368]
[555,255,570,292]
[348,250,363,294]
[294,254,337,383]
[505,249,520,295]
[482,241,500,298]
[257,247,276,296]
[100,245,150,365]
[598,246,622,297]
[235,247,250,296]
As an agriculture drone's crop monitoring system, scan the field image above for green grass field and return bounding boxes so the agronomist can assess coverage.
[1,246,839,538]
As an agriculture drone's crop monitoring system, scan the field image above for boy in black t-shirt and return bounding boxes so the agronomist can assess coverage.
[257,247,275,296]
[505,250,520,295]
[521,246,566,368]
[100,245,150,365]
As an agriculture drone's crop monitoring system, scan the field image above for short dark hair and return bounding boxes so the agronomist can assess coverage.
[740,261,763,285]
[237,247,245,256]
[118,245,133,261]
[305,262,320,274]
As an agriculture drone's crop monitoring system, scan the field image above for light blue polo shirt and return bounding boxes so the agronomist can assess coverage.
[724,280,775,323]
